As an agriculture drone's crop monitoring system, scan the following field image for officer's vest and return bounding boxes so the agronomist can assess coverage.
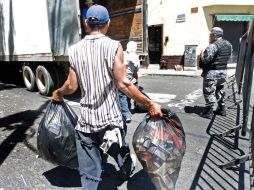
[209,39,232,70]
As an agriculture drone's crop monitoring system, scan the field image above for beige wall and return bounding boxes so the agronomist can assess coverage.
[147,0,254,56]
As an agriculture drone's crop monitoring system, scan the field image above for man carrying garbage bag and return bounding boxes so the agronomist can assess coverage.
[52,4,162,190]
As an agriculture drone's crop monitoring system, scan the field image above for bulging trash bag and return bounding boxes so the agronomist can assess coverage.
[133,108,186,190]
[37,101,78,169]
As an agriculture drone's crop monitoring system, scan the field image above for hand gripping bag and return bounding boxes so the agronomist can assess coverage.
[133,108,186,190]
[37,101,78,169]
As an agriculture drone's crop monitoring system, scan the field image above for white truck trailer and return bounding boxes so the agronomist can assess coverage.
[0,0,148,95]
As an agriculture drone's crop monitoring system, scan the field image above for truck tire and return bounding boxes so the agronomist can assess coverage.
[36,65,54,96]
[23,66,36,91]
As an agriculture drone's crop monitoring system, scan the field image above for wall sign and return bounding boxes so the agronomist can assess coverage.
[176,14,186,23]
[191,7,198,14]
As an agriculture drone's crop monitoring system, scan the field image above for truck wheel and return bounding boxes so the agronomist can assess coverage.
[23,66,36,91]
[36,65,54,96]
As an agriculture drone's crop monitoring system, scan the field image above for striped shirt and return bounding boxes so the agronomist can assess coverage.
[68,34,124,133]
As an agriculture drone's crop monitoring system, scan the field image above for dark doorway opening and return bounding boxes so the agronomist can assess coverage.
[148,25,163,64]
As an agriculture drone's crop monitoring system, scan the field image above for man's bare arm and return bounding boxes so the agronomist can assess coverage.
[113,44,162,118]
[52,67,78,102]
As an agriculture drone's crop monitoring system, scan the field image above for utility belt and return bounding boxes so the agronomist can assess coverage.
[199,61,227,70]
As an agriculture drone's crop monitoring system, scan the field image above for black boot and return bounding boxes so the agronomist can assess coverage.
[215,105,226,116]
[201,106,214,119]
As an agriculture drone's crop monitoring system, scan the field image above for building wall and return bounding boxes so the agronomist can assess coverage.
[147,0,254,66]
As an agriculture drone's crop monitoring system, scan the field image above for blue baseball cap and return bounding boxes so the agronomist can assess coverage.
[86,4,109,25]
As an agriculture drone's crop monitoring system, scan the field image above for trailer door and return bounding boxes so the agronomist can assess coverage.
[0,0,52,60]
[47,0,80,58]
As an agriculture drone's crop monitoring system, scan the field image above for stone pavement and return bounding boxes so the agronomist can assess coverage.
[139,64,236,78]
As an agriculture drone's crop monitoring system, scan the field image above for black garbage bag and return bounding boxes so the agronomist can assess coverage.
[37,101,78,169]
[133,108,186,190]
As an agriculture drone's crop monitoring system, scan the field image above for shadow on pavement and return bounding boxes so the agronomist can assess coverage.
[0,101,49,165]
[0,63,24,88]
[43,163,122,189]
[184,105,206,116]
[43,166,81,188]
[189,103,248,190]
[98,163,124,190]
[127,169,157,190]
[0,83,19,91]
[43,161,156,189]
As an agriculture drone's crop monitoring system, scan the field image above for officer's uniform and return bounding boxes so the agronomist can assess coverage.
[199,27,232,118]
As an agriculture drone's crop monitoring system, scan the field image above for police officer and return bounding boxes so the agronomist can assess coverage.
[199,27,232,119]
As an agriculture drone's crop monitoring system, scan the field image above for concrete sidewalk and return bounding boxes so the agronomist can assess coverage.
[139,64,236,77]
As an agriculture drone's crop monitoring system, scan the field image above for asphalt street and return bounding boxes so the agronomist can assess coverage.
[0,67,250,190]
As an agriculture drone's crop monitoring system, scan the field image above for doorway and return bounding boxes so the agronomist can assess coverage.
[148,25,163,64]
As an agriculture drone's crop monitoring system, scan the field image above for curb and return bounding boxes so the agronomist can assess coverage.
[139,62,236,77]
[139,73,202,78]
[139,68,236,78]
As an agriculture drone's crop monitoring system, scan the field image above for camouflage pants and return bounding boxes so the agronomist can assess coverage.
[203,77,226,108]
